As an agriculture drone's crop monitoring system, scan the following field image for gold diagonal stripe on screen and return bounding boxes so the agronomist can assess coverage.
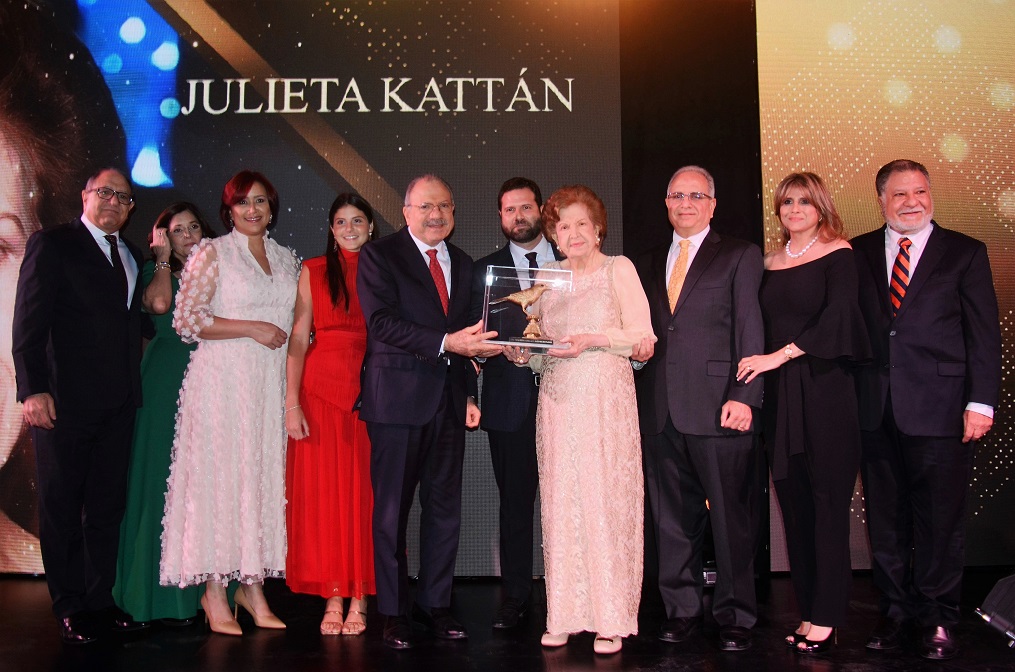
[160,0,404,228]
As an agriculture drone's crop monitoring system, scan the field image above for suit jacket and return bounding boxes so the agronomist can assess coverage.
[634,230,764,436]
[470,244,562,433]
[12,219,144,410]
[852,222,1001,436]
[357,226,477,426]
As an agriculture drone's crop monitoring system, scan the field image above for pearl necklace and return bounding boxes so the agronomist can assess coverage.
[785,234,819,259]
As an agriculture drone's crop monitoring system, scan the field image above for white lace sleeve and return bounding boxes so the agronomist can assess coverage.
[173,238,218,343]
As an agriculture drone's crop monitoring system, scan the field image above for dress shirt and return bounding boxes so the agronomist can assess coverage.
[665,225,711,284]
[407,228,452,357]
[883,224,992,419]
[508,236,555,289]
[81,215,138,309]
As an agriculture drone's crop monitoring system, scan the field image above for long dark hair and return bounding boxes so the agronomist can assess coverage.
[325,193,375,310]
[149,202,217,273]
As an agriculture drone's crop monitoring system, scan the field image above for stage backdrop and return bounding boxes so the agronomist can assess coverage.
[757,0,1015,568]
[2,0,1014,576]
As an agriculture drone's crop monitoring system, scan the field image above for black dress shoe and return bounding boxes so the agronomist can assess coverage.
[382,615,415,650]
[492,599,528,629]
[866,616,905,650]
[920,625,958,661]
[411,604,468,640]
[658,617,701,643]
[159,617,196,627]
[59,615,100,645]
[102,606,150,632]
[718,625,752,651]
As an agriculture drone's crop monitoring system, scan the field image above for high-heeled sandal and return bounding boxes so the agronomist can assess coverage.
[200,593,242,636]
[342,609,367,636]
[234,586,286,629]
[796,628,837,655]
[320,610,344,636]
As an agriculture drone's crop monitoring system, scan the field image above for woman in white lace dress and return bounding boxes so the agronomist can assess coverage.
[507,185,656,655]
[160,171,299,635]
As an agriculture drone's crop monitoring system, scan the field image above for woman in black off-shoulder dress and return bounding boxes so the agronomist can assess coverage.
[737,172,870,655]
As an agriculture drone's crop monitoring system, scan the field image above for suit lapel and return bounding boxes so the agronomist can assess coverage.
[860,227,893,319]
[895,223,945,320]
[395,228,446,315]
[672,231,719,319]
[646,244,671,322]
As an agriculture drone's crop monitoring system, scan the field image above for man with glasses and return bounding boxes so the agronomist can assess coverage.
[357,174,502,649]
[12,167,148,644]
[634,165,764,651]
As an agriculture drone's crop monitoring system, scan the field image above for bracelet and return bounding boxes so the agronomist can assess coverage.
[154,261,172,272]
[285,404,301,413]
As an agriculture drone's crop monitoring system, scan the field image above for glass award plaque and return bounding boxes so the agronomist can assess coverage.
[482,265,572,350]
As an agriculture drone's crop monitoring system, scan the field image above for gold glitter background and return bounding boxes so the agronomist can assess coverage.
[758,0,1015,564]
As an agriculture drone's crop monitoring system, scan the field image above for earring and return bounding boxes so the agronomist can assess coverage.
[369,226,374,235]
[333,240,338,251]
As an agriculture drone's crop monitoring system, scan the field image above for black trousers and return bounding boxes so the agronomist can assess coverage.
[33,401,135,618]
[367,384,465,617]
[485,391,538,604]
[860,399,974,627]
[642,417,759,628]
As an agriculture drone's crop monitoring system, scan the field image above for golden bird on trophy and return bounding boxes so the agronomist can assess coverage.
[488,283,551,312]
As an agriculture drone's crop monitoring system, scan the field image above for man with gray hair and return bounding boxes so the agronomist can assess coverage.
[634,165,764,652]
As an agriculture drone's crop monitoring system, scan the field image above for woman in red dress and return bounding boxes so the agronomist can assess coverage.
[284,194,376,635]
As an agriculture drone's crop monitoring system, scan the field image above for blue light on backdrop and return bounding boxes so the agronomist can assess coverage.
[77,0,179,187]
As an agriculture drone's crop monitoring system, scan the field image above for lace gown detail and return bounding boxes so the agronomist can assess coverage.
[160,231,300,587]
[535,256,647,637]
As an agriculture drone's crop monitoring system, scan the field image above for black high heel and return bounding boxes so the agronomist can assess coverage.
[796,628,837,655]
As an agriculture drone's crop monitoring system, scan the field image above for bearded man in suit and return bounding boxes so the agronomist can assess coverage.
[853,159,1001,661]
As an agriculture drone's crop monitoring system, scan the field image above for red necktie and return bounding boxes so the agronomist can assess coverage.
[427,248,449,315]
[890,237,912,317]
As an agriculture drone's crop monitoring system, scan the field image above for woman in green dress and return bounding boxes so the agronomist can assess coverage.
[113,203,217,623]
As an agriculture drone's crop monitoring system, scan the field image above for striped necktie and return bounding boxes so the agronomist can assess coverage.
[890,237,912,317]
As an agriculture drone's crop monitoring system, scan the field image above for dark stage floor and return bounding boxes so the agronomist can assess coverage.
[2,570,1014,672]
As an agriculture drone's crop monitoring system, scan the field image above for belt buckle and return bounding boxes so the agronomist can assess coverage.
[533,372,541,387]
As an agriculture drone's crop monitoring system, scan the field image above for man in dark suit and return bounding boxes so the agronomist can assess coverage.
[357,174,502,649]
[12,167,148,644]
[470,177,561,629]
[634,165,764,652]
[853,159,1001,661]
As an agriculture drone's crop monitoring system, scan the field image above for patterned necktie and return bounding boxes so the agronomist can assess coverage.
[104,234,128,304]
[890,237,912,317]
[667,239,690,312]
[525,251,538,284]
[426,248,449,315]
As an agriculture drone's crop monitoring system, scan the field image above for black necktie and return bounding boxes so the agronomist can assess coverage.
[104,234,128,304]
[525,251,538,283]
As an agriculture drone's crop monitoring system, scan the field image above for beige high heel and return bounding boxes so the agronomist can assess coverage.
[201,593,242,636]
[234,585,286,629]
[320,610,344,636]
[594,635,622,655]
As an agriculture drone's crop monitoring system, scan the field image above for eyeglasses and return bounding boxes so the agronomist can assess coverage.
[86,187,134,205]
[665,192,713,202]
[406,202,454,215]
